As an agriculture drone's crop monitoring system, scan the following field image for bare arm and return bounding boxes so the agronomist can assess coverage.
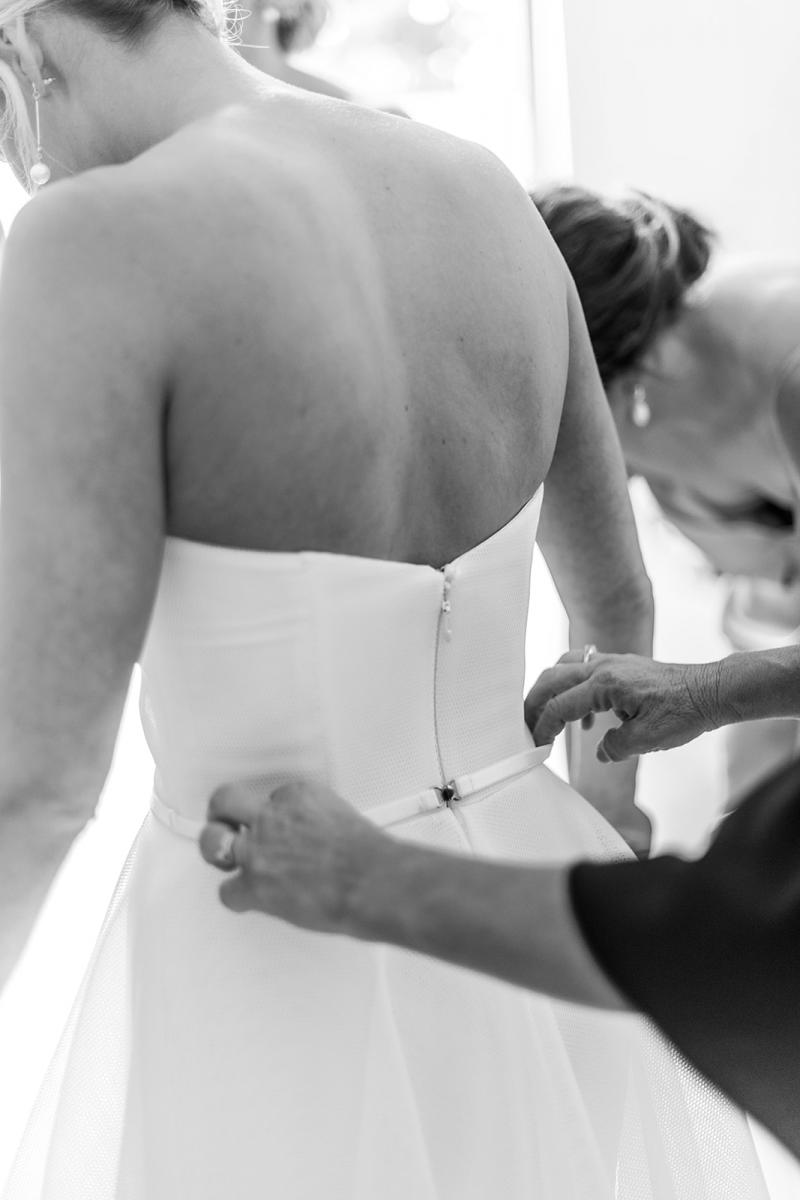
[201,780,629,1011]
[525,641,800,762]
[536,279,653,850]
[0,186,168,991]
[351,843,627,1009]
[199,764,800,1158]
[524,318,800,764]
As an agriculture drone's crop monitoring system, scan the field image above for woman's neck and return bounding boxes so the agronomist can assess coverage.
[236,11,350,101]
[644,299,729,391]
[39,13,267,177]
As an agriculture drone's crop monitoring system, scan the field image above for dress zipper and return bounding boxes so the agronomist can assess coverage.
[432,565,474,850]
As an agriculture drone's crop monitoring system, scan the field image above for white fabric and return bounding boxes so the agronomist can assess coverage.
[4,487,768,1198]
[151,744,553,834]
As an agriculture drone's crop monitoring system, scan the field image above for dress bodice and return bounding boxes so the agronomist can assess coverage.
[10,484,769,1200]
[139,488,543,825]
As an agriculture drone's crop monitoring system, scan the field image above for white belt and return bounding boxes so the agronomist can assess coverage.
[364,744,551,829]
[151,791,210,839]
[150,744,551,839]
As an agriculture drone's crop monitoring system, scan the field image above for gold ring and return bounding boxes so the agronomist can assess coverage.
[582,643,597,664]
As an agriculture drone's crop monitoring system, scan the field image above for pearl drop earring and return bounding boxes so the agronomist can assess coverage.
[29,77,54,190]
[631,383,651,429]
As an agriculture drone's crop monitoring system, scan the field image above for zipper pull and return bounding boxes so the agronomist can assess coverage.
[441,566,456,640]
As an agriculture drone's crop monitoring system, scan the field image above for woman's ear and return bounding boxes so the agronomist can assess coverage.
[0,16,45,88]
[0,26,18,69]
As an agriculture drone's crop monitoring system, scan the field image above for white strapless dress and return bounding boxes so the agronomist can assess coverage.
[4,489,767,1199]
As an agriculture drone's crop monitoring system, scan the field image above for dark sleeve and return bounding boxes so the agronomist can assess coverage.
[570,757,800,1160]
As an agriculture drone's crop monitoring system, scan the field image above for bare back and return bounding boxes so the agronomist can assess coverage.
[124,89,570,565]
[0,77,650,828]
[0,16,654,978]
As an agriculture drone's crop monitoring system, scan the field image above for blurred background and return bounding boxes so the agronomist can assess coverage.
[2,0,800,1191]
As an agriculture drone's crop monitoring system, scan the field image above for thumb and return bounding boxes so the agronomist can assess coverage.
[219,874,253,914]
[597,722,641,764]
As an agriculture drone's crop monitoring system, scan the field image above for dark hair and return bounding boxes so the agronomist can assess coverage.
[275,15,301,53]
[58,0,217,42]
[531,184,715,384]
[264,1,328,54]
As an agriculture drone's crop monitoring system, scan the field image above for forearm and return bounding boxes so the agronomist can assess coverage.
[713,646,800,725]
[567,715,640,824]
[348,838,630,1011]
[568,583,654,654]
[566,599,652,818]
[0,792,86,992]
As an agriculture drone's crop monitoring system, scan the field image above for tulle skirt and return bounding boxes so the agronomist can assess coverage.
[3,766,767,1199]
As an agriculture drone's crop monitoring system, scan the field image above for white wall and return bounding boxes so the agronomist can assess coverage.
[560,0,800,256]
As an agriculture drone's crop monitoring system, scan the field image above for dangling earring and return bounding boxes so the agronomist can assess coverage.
[631,383,651,429]
[29,77,54,190]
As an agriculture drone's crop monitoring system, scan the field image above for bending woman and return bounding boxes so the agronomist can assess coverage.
[534,183,800,805]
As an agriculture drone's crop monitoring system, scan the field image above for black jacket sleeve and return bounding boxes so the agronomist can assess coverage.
[570,758,800,1159]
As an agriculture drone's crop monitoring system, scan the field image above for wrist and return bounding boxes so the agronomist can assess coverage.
[341,831,419,945]
[682,658,739,733]
[343,835,474,960]
[707,652,762,727]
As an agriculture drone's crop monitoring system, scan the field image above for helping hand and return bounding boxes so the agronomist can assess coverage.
[525,651,722,762]
[199,779,388,933]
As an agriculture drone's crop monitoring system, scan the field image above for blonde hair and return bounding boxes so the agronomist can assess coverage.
[0,0,237,180]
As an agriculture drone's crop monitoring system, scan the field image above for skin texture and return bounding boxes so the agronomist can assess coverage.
[200,780,629,1012]
[525,645,800,762]
[525,649,724,761]
[0,8,651,991]
[526,328,800,760]
[198,713,800,1162]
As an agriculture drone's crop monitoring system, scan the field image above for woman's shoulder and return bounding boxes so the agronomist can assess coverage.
[704,256,800,321]
[6,153,204,285]
[8,122,317,307]
[690,258,800,377]
[2,170,165,311]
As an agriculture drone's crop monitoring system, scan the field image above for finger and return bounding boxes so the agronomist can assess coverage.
[597,723,643,764]
[532,679,613,746]
[557,649,589,665]
[270,779,366,824]
[581,713,596,731]
[250,780,326,839]
[219,874,254,914]
[524,663,593,727]
[207,779,269,828]
[199,820,250,873]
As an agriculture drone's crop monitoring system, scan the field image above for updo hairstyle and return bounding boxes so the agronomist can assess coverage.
[532,184,715,385]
